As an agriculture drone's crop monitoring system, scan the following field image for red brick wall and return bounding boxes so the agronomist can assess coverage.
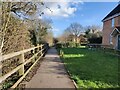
[102,16,120,48]
[112,36,117,48]
[115,16,120,26]
[102,19,112,45]
[118,16,120,26]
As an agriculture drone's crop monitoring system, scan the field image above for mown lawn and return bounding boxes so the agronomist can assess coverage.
[60,47,119,88]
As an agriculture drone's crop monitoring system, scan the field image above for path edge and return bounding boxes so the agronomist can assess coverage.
[61,60,78,89]
[58,53,78,90]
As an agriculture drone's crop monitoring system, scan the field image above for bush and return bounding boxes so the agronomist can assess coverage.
[69,42,80,47]
[69,42,75,47]
[56,43,62,49]
[88,37,102,44]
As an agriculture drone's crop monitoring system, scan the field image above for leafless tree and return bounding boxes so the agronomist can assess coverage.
[66,22,83,43]
[45,30,53,46]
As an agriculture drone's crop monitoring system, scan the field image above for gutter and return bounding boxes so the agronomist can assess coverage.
[102,13,120,22]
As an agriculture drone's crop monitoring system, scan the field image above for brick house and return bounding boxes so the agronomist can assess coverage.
[69,34,88,44]
[102,3,120,50]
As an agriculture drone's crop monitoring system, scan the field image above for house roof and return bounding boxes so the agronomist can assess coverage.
[111,27,120,36]
[116,27,120,31]
[102,4,120,21]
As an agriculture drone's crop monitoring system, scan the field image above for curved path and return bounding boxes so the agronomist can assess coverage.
[26,47,75,89]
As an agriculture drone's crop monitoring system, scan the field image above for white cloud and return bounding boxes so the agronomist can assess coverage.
[51,27,61,37]
[40,0,82,17]
[52,28,59,32]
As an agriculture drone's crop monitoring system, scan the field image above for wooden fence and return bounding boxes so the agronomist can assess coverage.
[87,44,120,56]
[0,44,49,88]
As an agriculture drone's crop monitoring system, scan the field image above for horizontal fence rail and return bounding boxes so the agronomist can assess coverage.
[0,44,49,88]
[87,44,120,56]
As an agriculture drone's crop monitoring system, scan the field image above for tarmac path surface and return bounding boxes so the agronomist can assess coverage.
[26,47,75,89]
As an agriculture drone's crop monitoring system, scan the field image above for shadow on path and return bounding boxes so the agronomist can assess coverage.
[25,47,75,89]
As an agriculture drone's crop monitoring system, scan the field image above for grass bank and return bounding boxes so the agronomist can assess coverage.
[60,47,119,88]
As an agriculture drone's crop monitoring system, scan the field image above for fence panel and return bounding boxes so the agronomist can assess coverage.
[0,44,49,88]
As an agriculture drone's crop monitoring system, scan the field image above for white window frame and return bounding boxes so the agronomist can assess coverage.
[109,35,113,45]
[111,18,115,27]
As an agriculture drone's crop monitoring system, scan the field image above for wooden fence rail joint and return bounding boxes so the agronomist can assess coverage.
[0,44,49,89]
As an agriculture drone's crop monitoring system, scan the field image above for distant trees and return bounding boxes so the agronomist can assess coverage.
[58,22,84,47]
[85,25,102,44]
[66,23,83,43]
[58,24,102,46]
[37,19,53,44]
[45,30,54,46]
[59,29,71,43]
[28,19,53,46]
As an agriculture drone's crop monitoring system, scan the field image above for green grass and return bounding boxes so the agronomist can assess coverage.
[60,47,119,88]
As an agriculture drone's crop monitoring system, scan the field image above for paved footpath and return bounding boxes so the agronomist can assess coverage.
[26,47,75,89]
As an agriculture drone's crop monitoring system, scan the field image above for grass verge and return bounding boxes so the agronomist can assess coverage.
[60,47,119,88]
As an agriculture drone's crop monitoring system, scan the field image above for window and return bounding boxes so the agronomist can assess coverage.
[112,18,115,27]
[109,35,113,44]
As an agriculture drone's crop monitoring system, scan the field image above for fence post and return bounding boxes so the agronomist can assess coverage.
[19,53,25,76]
[32,49,36,63]
[0,50,2,77]
[41,44,43,56]
[0,51,2,90]
[36,44,38,53]
[39,45,41,51]
[37,44,40,53]
[60,50,64,57]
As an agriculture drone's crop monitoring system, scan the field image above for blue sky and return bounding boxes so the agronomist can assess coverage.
[43,2,118,37]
